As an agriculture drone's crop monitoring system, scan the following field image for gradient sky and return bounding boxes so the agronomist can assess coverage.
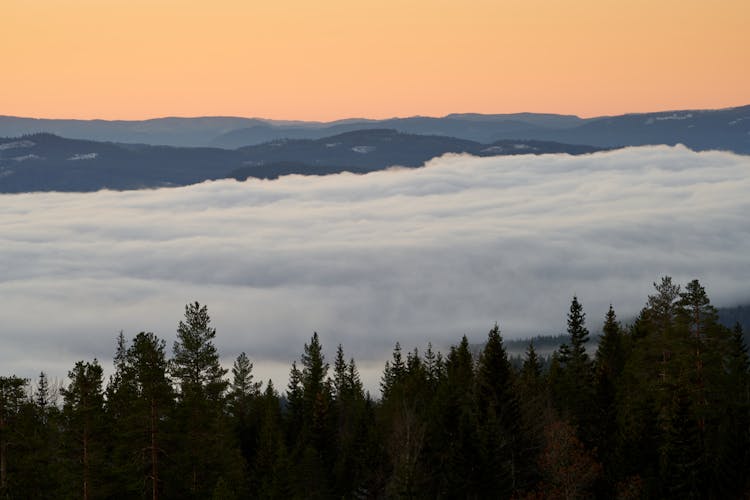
[3,0,749,120]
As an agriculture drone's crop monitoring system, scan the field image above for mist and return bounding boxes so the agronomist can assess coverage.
[2,145,749,391]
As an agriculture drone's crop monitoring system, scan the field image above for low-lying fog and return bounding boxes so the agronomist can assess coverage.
[2,145,749,392]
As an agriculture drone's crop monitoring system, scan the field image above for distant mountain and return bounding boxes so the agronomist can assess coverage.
[0,116,262,148]
[209,114,586,148]
[526,106,750,154]
[0,134,239,192]
[0,130,604,193]
[3,105,747,153]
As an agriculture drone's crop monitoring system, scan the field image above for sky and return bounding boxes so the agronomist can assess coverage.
[2,146,749,392]
[3,0,749,121]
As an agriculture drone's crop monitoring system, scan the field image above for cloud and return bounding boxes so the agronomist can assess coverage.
[1,145,749,392]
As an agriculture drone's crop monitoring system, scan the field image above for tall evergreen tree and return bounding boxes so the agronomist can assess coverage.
[0,375,28,495]
[475,323,525,495]
[62,360,106,500]
[594,305,625,490]
[434,336,480,497]
[553,296,595,434]
[170,302,232,498]
[254,381,292,499]
[172,302,228,403]
[125,332,173,500]
[380,342,406,400]
[228,351,261,491]
[289,332,334,499]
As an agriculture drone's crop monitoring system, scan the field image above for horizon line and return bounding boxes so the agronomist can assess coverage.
[3,102,749,123]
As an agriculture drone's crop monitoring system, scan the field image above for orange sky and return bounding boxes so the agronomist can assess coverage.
[3,0,749,121]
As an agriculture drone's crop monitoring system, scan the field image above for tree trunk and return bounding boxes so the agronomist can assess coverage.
[151,398,158,500]
[83,425,89,500]
[0,415,6,492]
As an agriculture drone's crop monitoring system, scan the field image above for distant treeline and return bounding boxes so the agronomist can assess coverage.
[1,277,748,498]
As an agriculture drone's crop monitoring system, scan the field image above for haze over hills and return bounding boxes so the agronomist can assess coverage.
[2,104,749,153]
[0,130,603,193]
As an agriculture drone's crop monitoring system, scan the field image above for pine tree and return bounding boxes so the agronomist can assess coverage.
[126,332,173,500]
[170,302,231,498]
[230,352,260,407]
[521,342,541,381]
[11,372,62,498]
[517,342,546,487]
[285,361,304,444]
[380,342,406,399]
[0,376,28,495]
[61,360,106,500]
[106,333,141,499]
[715,323,750,495]
[424,342,445,389]
[330,345,369,497]
[172,302,228,403]
[228,351,260,490]
[255,381,292,499]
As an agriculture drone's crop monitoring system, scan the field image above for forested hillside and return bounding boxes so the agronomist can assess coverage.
[1,277,748,498]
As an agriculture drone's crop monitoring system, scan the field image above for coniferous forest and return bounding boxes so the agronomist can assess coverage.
[1,277,748,499]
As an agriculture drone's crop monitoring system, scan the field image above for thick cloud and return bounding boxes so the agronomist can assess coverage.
[1,145,749,392]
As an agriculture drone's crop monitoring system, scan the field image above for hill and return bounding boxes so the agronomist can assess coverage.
[2,105,748,153]
[0,130,604,193]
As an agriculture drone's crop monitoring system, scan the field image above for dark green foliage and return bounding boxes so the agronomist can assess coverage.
[172,302,228,403]
[551,296,595,435]
[169,302,236,499]
[108,331,174,499]
[286,332,335,499]
[2,277,749,498]
[594,306,624,487]
[0,375,29,496]
[61,360,106,499]
[475,324,529,494]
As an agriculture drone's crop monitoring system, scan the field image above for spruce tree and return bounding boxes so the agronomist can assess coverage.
[475,323,524,495]
[594,305,625,490]
[434,336,479,497]
[290,332,334,498]
[568,295,591,365]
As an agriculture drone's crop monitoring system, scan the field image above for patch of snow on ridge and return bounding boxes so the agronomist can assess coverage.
[352,145,375,154]
[645,113,694,125]
[12,154,42,162]
[0,140,35,151]
[68,153,98,161]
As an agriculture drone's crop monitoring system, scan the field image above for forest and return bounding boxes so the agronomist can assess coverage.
[0,277,748,499]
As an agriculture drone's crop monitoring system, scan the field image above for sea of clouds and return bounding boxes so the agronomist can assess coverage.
[2,145,749,392]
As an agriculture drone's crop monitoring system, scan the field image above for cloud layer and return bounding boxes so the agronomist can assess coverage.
[2,146,749,390]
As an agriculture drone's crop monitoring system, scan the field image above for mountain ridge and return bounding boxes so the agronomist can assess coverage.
[0,129,605,193]
[2,104,748,152]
